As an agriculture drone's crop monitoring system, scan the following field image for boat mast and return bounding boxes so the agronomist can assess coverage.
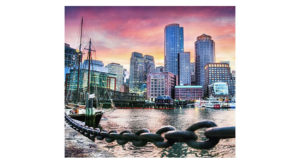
[86,38,94,94]
[85,39,95,127]
[76,17,83,104]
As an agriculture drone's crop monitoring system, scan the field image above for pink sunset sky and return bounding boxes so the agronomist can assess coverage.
[65,6,235,71]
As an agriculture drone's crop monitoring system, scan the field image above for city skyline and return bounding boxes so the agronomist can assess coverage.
[65,6,235,71]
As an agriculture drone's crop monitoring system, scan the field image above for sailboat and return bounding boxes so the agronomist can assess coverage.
[65,17,116,128]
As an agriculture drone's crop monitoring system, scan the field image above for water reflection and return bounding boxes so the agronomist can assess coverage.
[98,108,235,157]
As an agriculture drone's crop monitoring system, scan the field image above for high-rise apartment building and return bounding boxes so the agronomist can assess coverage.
[178,52,191,85]
[195,34,215,87]
[164,23,184,76]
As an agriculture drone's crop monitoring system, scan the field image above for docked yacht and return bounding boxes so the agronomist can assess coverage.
[195,97,223,109]
[205,97,222,109]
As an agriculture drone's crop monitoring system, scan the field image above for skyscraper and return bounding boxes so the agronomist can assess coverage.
[190,62,196,85]
[144,55,155,79]
[178,52,191,85]
[164,23,184,76]
[129,52,156,95]
[129,52,145,94]
[195,34,215,86]
[106,63,125,92]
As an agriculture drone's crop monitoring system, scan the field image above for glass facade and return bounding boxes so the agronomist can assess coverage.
[65,43,79,69]
[66,68,117,103]
[144,55,155,79]
[65,43,79,79]
[195,34,215,87]
[129,52,148,95]
[178,52,191,85]
[204,63,235,97]
[106,63,125,92]
[164,24,184,75]
[208,82,229,96]
[67,69,116,93]
[190,62,196,84]
[82,59,108,73]
[129,52,155,95]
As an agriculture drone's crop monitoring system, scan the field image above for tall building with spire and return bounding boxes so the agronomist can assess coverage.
[195,34,215,87]
[164,23,184,76]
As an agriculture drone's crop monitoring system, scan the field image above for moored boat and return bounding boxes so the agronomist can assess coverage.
[205,97,221,109]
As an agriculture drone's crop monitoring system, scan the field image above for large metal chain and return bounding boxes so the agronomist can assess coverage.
[65,114,235,149]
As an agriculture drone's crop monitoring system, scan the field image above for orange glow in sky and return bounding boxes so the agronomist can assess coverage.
[65,6,235,71]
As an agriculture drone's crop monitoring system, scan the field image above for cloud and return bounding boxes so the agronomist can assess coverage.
[65,6,235,70]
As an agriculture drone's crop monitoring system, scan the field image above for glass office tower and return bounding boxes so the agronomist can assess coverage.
[164,24,184,76]
[178,52,191,85]
[106,63,125,92]
[129,52,146,95]
[195,34,215,87]
[144,55,155,79]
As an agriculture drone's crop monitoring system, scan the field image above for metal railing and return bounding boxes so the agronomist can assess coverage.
[65,113,235,149]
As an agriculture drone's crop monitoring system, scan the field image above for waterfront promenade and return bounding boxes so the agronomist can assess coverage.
[65,123,115,157]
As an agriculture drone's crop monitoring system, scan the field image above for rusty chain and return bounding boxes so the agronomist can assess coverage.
[65,113,235,149]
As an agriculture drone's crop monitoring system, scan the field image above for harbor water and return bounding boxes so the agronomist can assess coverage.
[95,107,235,158]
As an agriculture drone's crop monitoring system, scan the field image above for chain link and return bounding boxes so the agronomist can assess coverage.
[65,113,235,150]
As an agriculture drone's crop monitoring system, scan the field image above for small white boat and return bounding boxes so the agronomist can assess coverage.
[205,97,222,109]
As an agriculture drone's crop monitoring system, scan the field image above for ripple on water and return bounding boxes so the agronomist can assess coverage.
[97,108,235,158]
